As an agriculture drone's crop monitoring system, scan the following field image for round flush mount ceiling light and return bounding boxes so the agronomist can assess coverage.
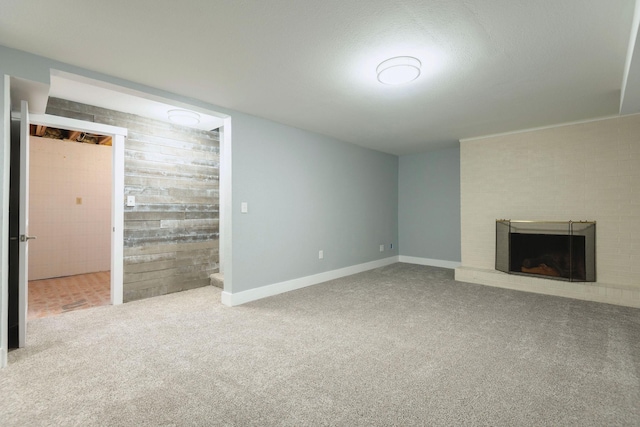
[376,56,422,85]
[168,109,201,125]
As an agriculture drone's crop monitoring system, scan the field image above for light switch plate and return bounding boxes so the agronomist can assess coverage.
[126,195,135,207]
[241,202,248,213]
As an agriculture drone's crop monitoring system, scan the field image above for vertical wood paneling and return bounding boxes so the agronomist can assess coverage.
[47,98,220,302]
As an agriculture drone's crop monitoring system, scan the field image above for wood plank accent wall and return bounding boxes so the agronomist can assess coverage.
[46,98,220,302]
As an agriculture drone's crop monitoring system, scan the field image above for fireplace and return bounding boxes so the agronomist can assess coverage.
[496,220,596,282]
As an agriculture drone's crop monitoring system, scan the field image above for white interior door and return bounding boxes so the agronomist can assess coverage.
[18,99,31,347]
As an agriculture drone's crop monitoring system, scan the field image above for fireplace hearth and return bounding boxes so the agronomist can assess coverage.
[496,220,596,282]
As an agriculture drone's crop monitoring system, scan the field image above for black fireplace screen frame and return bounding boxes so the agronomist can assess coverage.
[495,220,596,282]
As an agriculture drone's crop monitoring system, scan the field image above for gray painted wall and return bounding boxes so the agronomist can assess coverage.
[0,45,399,298]
[398,146,461,262]
[232,114,398,292]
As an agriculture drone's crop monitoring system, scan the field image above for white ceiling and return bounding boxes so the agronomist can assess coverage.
[0,0,637,155]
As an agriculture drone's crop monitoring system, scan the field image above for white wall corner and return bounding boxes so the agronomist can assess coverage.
[398,255,461,269]
[620,0,640,114]
[220,256,399,307]
[219,117,232,292]
[220,291,233,306]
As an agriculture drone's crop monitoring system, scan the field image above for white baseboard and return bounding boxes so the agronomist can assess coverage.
[221,256,399,307]
[398,255,461,269]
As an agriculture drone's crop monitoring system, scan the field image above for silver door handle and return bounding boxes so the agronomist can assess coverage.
[20,235,37,242]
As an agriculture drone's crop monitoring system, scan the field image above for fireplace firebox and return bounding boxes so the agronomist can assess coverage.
[496,220,596,282]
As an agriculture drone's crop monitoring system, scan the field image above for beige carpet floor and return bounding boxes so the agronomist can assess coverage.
[2,263,639,426]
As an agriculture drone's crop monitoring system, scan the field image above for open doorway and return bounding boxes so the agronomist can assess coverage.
[27,125,113,318]
[7,107,126,349]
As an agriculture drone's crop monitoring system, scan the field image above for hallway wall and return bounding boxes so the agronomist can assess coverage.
[29,136,111,280]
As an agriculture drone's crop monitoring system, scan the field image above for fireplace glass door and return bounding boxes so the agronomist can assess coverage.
[495,220,596,282]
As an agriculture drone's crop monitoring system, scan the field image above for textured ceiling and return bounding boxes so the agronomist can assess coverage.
[0,0,636,154]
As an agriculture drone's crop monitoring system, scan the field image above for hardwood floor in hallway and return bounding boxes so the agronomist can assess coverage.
[28,271,110,319]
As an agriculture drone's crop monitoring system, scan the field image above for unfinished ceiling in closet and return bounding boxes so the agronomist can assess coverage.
[30,124,112,146]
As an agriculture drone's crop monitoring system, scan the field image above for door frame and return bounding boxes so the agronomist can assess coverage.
[28,113,127,306]
[17,100,30,348]
[1,75,10,367]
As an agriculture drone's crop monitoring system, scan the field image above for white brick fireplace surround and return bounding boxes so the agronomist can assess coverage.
[455,113,640,308]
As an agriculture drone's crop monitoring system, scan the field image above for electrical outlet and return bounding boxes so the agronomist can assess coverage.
[379,244,384,252]
[319,250,324,259]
